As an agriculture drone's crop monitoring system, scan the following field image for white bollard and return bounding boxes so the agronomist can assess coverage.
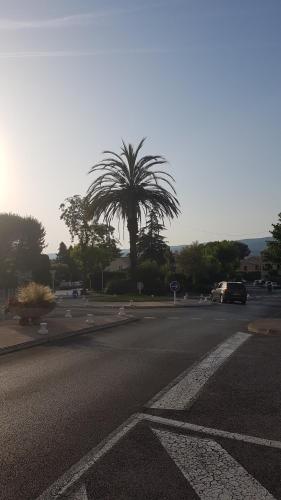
[38,322,48,334]
[65,309,72,318]
[86,313,94,324]
[184,293,188,300]
[204,296,208,302]
[199,294,204,303]
[118,306,126,317]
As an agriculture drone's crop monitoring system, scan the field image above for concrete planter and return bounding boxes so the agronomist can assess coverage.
[9,303,56,325]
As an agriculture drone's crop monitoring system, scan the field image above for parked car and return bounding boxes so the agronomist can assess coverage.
[253,279,265,287]
[211,281,247,304]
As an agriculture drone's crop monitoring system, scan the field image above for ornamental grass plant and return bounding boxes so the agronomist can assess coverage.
[17,282,55,306]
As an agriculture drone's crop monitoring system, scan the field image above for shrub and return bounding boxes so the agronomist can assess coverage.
[17,282,55,305]
[105,278,136,294]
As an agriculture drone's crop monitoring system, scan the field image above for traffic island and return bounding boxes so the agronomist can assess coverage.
[0,314,138,356]
[248,318,281,336]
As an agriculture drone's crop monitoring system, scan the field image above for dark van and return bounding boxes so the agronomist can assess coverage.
[211,281,247,305]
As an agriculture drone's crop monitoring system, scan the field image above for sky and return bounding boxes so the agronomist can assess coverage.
[0,0,280,252]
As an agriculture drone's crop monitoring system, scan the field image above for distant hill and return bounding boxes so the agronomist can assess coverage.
[49,237,272,260]
[238,237,272,256]
[170,238,272,256]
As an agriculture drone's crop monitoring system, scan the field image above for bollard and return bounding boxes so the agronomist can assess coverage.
[86,313,94,324]
[184,293,188,300]
[38,322,48,334]
[118,306,126,317]
[129,300,134,307]
[65,309,72,318]
[204,296,208,302]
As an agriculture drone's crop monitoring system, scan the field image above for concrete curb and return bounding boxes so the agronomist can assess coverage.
[248,321,281,337]
[59,302,215,310]
[0,316,138,357]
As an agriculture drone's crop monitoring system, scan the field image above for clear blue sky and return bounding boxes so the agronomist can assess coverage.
[0,0,280,252]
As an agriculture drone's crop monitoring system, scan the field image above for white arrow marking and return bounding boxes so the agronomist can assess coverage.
[154,429,275,499]
[151,331,250,409]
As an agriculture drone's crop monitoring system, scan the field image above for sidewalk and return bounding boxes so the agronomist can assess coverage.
[0,312,137,356]
[248,317,281,336]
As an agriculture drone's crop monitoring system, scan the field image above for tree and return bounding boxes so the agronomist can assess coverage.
[60,196,120,286]
[177,242,212,287]
[204,240,248,279]
[264,213,281,265]
[87,138,180,276]
[57,242,69,265]
[137,213,172,265]
[0,213,47,287]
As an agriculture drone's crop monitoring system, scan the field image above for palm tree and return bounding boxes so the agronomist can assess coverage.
[87,139,180,276]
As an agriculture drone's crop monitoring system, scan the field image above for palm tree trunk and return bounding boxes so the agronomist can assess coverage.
[127,217,138,277]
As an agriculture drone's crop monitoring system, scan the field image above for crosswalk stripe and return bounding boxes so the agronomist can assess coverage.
[67,482,88,499]
[150,332,250,409]
[154,429,275,499]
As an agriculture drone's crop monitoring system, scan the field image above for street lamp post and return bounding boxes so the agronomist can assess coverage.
[50,270,56,293]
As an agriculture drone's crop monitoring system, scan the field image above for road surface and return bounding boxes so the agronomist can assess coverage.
[0,293,279,499]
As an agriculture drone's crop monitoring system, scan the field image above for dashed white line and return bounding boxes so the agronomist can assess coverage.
[143,316,156,319]
[150,332,251,410]
[153,429,275,499]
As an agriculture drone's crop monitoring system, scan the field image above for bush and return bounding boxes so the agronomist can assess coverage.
[105,278,136,294]
[136,260,168,295]
[17,282,55,305]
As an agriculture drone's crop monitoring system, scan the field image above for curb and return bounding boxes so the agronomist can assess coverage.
[59,303,215,310]
[248,322,281,336]
[0,316,138,357]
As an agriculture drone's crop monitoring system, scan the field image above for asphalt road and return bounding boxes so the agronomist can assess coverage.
[0,293,279,500]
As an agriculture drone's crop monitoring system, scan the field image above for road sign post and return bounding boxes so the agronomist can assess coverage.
[169,281,180,305]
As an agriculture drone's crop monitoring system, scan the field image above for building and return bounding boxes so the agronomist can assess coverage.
[239,256,262,274]
[239,254,281,280]
[105,256,130,272]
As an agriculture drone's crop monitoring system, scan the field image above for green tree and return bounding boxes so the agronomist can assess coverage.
[0,213,47,287]
[264,213,281,265]
[177,242,210,287]
[137,213,172,265]
[87,139,180,276]
[60,196,120,286]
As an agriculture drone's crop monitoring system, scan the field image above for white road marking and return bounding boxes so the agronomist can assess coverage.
[68,482,88,499]
[37,413,142,500]
[153,429,275,499]
[150,332,251,409]
[214,318,226,321]
[36,410,281,500]
[143,316,156,319]
[143,414,281,451]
